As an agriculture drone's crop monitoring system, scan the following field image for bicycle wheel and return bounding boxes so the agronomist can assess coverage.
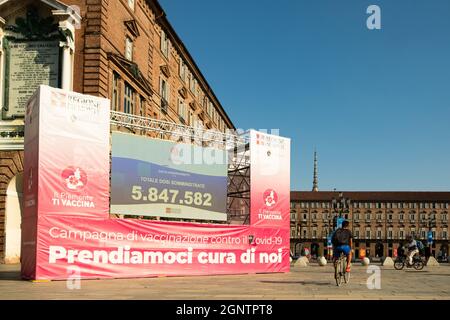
[394,259,404,270]
[413,260,424,270]
[343,259,350,284]
[334,260,342,286]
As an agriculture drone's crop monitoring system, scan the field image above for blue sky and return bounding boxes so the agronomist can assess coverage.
[159,0,450,191]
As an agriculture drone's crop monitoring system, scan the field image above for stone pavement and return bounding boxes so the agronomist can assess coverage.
[0,263,449,300]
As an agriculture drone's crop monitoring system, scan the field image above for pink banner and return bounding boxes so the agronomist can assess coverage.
[35,216,289,280]
[37,87,110,218]
[250,130,291,229]
[22,86,111,280]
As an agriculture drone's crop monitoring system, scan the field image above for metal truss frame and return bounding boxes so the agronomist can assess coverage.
[110,111,246,149]
[226,141,251,225]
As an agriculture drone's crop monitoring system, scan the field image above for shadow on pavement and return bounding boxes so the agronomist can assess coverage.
[418,273,450,276]
[260,280,330,286]
[0,271,21,281]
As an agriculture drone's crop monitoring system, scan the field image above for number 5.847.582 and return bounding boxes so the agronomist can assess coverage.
[131,186,212,207]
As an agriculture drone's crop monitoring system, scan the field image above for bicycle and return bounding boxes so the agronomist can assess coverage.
[334,252,350,286]
[394,254,424,270]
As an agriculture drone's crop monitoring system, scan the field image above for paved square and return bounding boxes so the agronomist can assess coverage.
[0,263,449,300]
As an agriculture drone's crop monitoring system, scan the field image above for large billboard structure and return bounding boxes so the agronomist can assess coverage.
[110,132,228,221]
[22,86,291,280]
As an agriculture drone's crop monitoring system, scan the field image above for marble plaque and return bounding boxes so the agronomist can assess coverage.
[4,41,60,119]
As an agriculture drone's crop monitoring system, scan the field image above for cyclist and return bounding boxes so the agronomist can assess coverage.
[331,220,353,272]
[404,235,419,266]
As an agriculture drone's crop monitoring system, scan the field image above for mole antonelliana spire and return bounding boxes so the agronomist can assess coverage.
[312,150,318,192]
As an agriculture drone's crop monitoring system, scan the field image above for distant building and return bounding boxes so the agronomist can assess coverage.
[290,152,449,259]
[290,192,449,259]
[0,0,234,263]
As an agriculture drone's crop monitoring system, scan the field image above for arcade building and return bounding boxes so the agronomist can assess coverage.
[0,0,234,264]
[290,191,450,260]
[290,154,450,260]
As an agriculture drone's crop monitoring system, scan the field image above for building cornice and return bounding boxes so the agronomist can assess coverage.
[146,0,235,130]
[0,122,24,150]
[291,191,450,202]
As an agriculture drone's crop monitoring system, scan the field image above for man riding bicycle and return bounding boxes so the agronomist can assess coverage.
[404,234,419,266]
[331,220,353,272]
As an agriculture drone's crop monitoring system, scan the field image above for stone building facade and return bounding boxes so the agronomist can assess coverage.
[290,191,450,259]
[0,0,234,263]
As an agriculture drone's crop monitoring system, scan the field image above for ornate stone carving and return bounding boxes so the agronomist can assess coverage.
[4,6,63,41]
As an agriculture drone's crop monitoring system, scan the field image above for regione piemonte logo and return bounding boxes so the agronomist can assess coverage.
[51,91,67,108]
[263,189,278,208]
[61,167,88,192]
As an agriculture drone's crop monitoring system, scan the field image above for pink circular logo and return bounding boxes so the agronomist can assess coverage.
[263,189,278,207]
[61,167,88,192]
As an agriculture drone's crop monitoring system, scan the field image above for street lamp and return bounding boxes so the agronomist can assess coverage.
[327,192,351,260]
[427,214,436,257]
[331,192,351,228]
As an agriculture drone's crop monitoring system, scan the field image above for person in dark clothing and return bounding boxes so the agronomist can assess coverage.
[331,220,353,272]
[425,246,431,259]
[397,244,405,259]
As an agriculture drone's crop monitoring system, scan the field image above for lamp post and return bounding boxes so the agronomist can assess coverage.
[331,192,351,228]
[427,214,436,257]
[327,192,351,260]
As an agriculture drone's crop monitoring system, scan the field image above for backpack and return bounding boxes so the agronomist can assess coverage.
[416,241,424,253]
[332,229,348,246]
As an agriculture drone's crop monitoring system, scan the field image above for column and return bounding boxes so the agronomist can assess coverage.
[60,41,73,90]
[52,10,79,91]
